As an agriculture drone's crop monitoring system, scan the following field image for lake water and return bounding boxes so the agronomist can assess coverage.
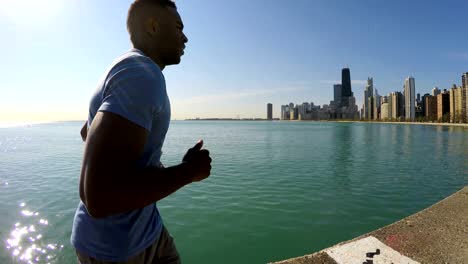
[0,121,466,264]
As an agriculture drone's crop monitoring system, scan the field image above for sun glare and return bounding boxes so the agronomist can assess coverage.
[0,0,64,26]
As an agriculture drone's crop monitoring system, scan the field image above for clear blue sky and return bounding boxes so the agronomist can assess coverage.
[1,0,467,123]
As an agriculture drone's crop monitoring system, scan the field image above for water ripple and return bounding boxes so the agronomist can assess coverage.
[5,203,64,263]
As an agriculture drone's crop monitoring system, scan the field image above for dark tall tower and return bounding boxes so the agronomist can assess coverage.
[267,103,273,120]
[341,68,352,107]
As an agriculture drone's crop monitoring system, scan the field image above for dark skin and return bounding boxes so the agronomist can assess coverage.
[80,6,210,219]
[80,122,87,141]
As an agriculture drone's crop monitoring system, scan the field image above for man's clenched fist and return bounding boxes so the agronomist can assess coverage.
[182,140,212,182]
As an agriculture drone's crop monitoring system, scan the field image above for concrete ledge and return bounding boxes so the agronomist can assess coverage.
[270,186,468,264]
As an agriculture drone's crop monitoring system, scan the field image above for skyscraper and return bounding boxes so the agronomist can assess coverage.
[449,86,463,123]
[367,97,374,120]
[431,87,441,97]
[341,68,352,106]
[404,76,416,121]
[463,73,468,122]
[437,91,450,122]
[329,68,358,120]
[387,94,393,119]
[390,91,404,120]
[363,78,373,119]
[421,93,430,118]
[290,105,299,120]
[298,102,310,120]
[425,96,437,121]
[373,89,381,121]
[334,84,342,106]
[267,103,273,120]
[281,105,288,120]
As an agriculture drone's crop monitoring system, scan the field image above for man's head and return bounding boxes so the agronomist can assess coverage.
[127,0,188,69]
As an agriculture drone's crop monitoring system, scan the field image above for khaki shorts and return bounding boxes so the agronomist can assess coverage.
[76,226,181,264]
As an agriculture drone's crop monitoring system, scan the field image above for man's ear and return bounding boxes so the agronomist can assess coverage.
[145,17,159,36]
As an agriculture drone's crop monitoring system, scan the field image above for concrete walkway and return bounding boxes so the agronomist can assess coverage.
[270,186,468,264]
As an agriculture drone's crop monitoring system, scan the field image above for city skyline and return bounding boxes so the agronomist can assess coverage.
[1,0,468,124]
[277,70,468,123]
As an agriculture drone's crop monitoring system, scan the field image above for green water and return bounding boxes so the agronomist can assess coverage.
[0,121,466,263]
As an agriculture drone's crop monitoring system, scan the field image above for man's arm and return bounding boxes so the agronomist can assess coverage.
[80,121,87,141]
[80,111,211,218]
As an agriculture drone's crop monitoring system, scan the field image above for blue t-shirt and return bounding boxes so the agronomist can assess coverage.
[71,49,171,262]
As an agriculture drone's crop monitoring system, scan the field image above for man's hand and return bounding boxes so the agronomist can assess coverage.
[182,140,212,182]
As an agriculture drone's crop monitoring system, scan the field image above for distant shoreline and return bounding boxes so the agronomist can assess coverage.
[183,119,468,128]
[184,118,276,121]
[332,120,468,128]
[2,120,467,129]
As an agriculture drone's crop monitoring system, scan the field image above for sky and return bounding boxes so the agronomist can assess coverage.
[0,0,467,123]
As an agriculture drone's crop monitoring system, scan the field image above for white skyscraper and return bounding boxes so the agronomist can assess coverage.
[373,89,381,120]
[404,76,416,121]
[363,77,373,119]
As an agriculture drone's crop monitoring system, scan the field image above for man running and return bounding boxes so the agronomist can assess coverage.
[71,1,212,263]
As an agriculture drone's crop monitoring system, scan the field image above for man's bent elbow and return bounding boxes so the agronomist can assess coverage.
[80,124,87,142]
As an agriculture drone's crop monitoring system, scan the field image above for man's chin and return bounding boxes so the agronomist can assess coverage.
[167,57,182,66]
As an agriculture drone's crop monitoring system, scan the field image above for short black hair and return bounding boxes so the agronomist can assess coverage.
[127,0,177,46]
[129,0,176,12]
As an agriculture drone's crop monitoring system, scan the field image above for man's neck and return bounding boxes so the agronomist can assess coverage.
[134,46,165,71]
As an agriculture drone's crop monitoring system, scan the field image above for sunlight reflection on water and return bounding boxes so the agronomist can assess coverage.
[5,203,64,264]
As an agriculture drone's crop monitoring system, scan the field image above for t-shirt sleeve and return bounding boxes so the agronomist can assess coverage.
[98,62,163,131]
